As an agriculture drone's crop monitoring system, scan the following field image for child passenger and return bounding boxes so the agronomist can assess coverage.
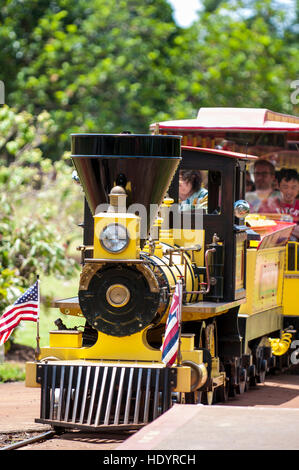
[259,168,299,240]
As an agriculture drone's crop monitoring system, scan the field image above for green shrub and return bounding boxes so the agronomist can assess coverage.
[0,362,25,382]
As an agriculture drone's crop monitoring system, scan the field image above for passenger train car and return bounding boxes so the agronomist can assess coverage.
[25,108,299,432]
[150,107,299,162]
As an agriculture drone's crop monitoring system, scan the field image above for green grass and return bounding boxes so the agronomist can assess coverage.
[14,272,85,349]
[1,271,86,382]
[0,362,26,382]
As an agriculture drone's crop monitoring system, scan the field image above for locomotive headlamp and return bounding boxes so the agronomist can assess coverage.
[234,200,250,219]
[100,223,129,253]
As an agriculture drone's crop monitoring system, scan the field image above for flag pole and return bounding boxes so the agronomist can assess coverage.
[176,279,183,367]
[34,275,41,362]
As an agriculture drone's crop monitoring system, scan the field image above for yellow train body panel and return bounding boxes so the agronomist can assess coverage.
[283,275,299,316]
[49,330,83,348]
[93,212,140,260]
[239,245,285,316]
[283,241,299,317]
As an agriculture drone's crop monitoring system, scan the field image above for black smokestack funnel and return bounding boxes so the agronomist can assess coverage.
[71,134,181,235]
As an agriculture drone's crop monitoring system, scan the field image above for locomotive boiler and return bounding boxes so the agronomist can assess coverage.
[25,133,298,432]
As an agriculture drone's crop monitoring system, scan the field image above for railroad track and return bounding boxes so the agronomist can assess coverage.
[1,369,298,450]
[0,428,135,450]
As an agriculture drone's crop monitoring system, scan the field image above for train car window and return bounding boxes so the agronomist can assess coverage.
[179,169,222,214]
[226,132,285,148]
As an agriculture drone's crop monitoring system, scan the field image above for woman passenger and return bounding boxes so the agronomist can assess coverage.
[179,170,208,211]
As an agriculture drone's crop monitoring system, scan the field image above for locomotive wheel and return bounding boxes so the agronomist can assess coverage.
[184,391,202,404]
[249,364,257,387]
[236,367,247,394]
[228,382,237,397]
[198,321,206,348]
[216,380,229,403]
[256,359,267,384]
[225,360,242,397]
[201,390,214,405]
[205,322,217,358]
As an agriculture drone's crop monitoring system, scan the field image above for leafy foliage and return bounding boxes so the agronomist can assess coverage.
[0,0,191,156]
[0,106,81,317]
[1,0,297,157]
[188,2,299,114]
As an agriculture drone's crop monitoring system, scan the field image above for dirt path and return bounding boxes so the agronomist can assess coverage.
[220,371,299,408]
[1,371,299,450]
[0,381,45,433]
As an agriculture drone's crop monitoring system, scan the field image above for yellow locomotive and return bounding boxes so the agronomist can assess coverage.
[26,133,298,432]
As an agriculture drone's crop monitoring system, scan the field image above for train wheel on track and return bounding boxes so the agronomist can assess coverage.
[236,367,247,394]
[215,381,229,403]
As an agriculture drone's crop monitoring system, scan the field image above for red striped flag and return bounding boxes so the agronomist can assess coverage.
[0,281,39,346]
[161,281,183,367]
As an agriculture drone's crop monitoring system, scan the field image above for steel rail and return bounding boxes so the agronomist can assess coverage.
[0,430,56,451]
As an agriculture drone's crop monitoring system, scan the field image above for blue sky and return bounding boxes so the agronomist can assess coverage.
[167,0,296,27]
[167,0,201,27]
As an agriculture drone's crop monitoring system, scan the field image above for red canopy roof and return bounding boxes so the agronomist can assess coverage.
[182,145,258,161]
[151,108,299,133]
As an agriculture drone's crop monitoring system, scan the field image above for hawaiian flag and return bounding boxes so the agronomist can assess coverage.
[0,281,39,346]
[161,281,183,367]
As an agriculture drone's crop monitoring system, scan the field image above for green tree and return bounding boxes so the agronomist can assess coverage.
[0,0,298,159]
[0,0,191,157]
[0,106,81,316]
[186,0,299,115]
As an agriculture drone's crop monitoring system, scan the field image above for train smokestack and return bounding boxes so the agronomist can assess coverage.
[71,133,181,235]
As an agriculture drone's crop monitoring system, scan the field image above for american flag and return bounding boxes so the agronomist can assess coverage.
[161,281,183,367]
[0,281,39,346]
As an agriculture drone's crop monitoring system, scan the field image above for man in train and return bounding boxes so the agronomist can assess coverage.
[246,159,279,212]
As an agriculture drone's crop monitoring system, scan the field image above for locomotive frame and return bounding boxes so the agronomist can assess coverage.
[25,132,299,432]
